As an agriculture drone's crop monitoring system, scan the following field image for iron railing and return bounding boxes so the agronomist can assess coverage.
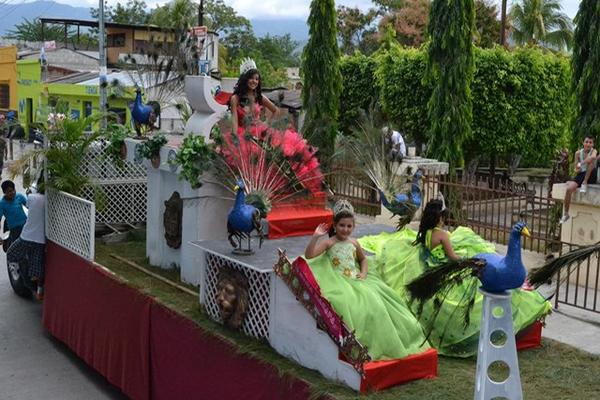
[553,243,600,314]
[423,172,562,254]
[326,161,381,217]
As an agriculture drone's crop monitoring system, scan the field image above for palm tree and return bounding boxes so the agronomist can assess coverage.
[509,0,573,51]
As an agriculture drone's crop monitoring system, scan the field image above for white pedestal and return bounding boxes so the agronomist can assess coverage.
[125,138,232,285]
[474,289,522,400]
[183,75,227,137]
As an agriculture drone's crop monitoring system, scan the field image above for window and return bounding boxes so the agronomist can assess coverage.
[0,84,9,109]
[107,33,126,48]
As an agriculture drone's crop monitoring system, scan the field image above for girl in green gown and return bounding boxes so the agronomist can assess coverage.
[304,200,430,360]
[359,199,551,357]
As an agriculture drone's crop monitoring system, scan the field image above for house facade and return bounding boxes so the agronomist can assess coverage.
[17,60,135,132]
[0,46,18,115]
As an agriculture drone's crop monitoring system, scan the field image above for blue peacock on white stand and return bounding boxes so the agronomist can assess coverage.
[227,180,263,255]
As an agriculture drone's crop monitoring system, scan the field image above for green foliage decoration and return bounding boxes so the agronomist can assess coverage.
[169,135,215,189]
[425,0,475,171]
[10,104,103,196]
[571,0,600,146]
[301,0,343,161]
[102,123,135,166]
[136,134,168,160]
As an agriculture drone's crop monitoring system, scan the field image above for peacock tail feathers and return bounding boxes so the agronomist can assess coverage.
[406,258,487,304]
[407,260,485,347]
[528,242,600,287]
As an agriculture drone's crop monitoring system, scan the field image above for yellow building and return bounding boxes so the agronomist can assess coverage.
[0,46,18,114]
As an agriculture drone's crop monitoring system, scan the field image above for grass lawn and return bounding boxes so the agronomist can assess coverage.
[95,238,600,400]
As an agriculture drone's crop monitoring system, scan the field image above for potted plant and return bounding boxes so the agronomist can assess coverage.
[136,134,168,168]
[169,134,214,189]
[103,123,135,161]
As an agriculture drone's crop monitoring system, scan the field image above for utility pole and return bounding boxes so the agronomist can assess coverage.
[500,0,508,46]
[98,0,108,129]
[198,0,204,26]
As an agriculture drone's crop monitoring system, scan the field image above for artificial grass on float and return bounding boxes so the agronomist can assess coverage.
[95,238,600,400]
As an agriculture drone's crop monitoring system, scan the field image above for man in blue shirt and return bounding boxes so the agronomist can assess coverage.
[0,180,28,250]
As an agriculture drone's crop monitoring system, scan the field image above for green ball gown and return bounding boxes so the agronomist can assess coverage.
[359,227,552,357]
[304,240,431,360]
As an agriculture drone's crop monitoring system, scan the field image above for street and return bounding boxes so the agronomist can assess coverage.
[0,239,124,400]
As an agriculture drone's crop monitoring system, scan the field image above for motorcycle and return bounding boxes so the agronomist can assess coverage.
[3,223,38,298]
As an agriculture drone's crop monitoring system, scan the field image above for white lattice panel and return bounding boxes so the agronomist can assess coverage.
[83,142,147,182]
[204,252,271,339]
[80,182,147,224]
[79,141,147,225]
[46,189,95,261]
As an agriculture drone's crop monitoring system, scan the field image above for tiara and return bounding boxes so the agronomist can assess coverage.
[239,57,257,75]
[333,199,354,217]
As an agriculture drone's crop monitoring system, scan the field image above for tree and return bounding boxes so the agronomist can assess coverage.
[148,0,195,28]
[336,6,378,55]
[372,0,405,15]
[302,0,342,161]
[255,34,300,68]
[379,0,430,47]
[474,0,501,47]
[571,0,600,145]
[91,0,150,25]
[509,0,573,51]
[5,18,70,41]
[425,0,475,171]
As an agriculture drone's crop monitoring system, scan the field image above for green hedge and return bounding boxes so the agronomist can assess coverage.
[338,53,379,134]
[339,46,572,167]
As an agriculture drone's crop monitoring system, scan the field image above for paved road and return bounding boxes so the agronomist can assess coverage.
[0,166,125,400]
[0,252,125,400]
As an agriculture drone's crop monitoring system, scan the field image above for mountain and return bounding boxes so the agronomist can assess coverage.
[0,1,309,42]
[0,1,92,36]
[250,18,308,42]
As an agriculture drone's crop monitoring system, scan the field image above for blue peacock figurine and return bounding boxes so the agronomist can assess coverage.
[227,180,264,255]
[406,221,532,332]
[129,87,161,137]
[379,169,424,230]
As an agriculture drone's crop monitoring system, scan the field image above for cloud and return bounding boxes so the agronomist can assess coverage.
[71,0,374,19]
[55,0,582,20]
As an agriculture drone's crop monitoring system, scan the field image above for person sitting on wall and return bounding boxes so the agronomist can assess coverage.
[383,126,406,162]
[560,134,598,224]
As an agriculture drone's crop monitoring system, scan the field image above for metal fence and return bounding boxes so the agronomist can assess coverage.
[423,172,562,254]
[424,172,600,314]
[326,161,381,216]
[553,243,600,314]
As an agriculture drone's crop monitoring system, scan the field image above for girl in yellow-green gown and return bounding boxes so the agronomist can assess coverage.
[303,200,430,360]
[359,199,551,357]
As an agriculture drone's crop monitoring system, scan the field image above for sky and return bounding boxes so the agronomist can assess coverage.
[42,0,583,20]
